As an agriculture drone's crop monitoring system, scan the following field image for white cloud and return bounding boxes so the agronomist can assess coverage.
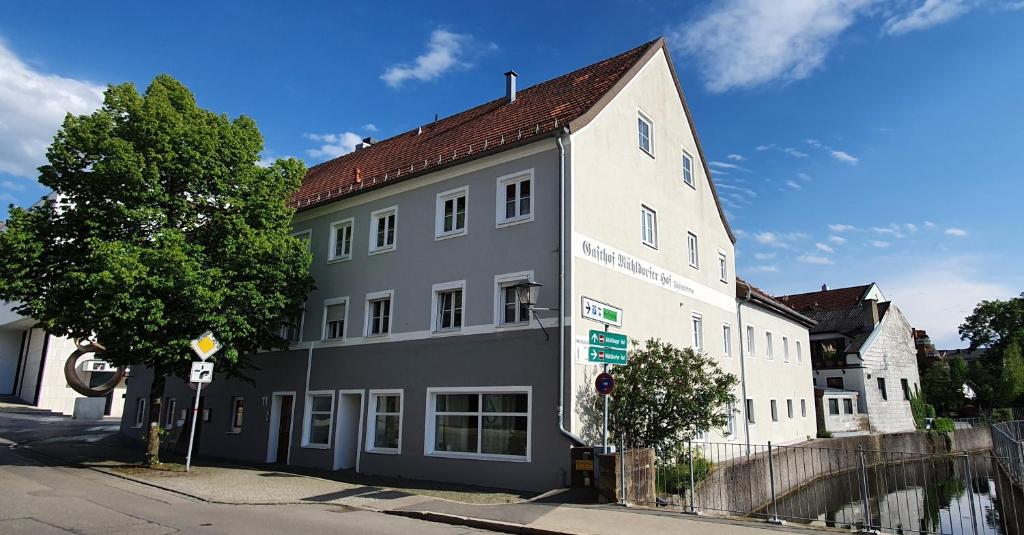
[785,180,802,190]
[754,231,808,249]
[716,183,758,198]
[755,144,775,151]
[924,220,937,228]
[754,252,777,260]
[904,223,918,233]
[0,41,105,178]
[872,225,904,238]
[816,242,835,253]
[945,227,968,237]
[871,240,892,248]
[828,235,848,244]
[828,223,857,232]
[797,253,834,265]
[798,172,813,181]
[303,132,363,159]
[750,265,779,273]
[362,123,378,132]
[381,29,486,88]
[830,150,859,163]
[710,161,742,170]
[782,147,808,158]
[669,0,875,93]
[727,153,745,161]
[883,0,972,35]
[1,179,27,192]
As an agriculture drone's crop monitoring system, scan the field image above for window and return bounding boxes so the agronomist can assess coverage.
[496,272,532,326]
[719,252,728,282]
[322,297,348,341]
[640,206,657,248]
[638,112,653,155]
[436,187,468,239]
[367,390,402,453]
[826,376,845,389]
[687,232,699,268]
[681,149,694,187]
[281,306,305,343]
[828,398,840,415]
[230,397,244,433]
[432,281,465,332]
[746,398,755,424]
[783,336,790,363]
[786,399,794,419]
[796,341,803,363]
[496,171,532,226]
[427,388,530,460]
[877,377,888,401]
[328,218,354,261]
[368,206,397,254]
[163,398,176,429]
[365,291,393,336]
[722,324,732,357]
[746,325,756,356]
[691,313,703,350]
[801,399,807,418]
[770,400,779,422]
[293,229,312,251]
[726,401,737,436]
[901,378,911,401]
[134,398,146,428]
[765,332,774,360]
[844,398,854,414]
[302,392,333,447]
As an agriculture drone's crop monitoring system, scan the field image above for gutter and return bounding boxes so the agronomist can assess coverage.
[737,284,752,456]
[556,132,585,447]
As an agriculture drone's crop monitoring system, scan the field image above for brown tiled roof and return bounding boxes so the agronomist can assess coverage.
[291,39,658,211]
[736,277,816,327]
[777,284,874,313]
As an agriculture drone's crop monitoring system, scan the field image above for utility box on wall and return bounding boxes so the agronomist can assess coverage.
[570,446,598,489]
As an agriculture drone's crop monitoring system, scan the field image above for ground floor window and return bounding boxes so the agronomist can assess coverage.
[426,387,530,460]
[828,398,840,415]
[367,390,402,453]
[801,398,807,418]
[844,398,855,414]
[302,391,334,447]
[134,398,147,428]
[163,398,176,429]
[786,399,793,419]
[770,399,779,422]
[230,397,244,433]
[745,398,755,424]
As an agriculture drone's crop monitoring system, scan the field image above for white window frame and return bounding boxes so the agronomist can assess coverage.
[366,389,403,454]
[746,325,756,357]
[229,396,244,433]
[797,341,803,363]
[364,290,394,337]
[801,398,808,418]
[368,206,398,255]
[637,110,654,157]
[681,149,694,188]
[424,386,532,462]
[495,170,534,227]
[782,336,790,363]
[163,398,176,429]
[786,399,794,419]
[770,399,779,422]
[765,331,774,360]
[321,296,349,341]
[719,251,728,282]
[134,397,147,428]
[691,312,703,350]
[431,280,466,333]
[746,398,755,425]
[687,231,699,269]
[328,217,354,262]
[494,271,534,327]
[640,205,658,249]
[435,186,469,240]
[722,323,732,357]
[301,390,334,449]
[725,401,737,438]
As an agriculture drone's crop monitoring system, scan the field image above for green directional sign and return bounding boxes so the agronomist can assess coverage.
[589,330,627,350]
[587,346,628,365]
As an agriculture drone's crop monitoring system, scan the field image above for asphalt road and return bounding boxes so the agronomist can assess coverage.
[0,405,496,535]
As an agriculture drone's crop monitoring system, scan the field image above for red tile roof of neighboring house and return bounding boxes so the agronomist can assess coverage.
[736,277,816,327]
[777,284,874,313]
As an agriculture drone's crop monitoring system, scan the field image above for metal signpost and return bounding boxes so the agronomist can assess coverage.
[185,331,221,472]
[583,297,627,454]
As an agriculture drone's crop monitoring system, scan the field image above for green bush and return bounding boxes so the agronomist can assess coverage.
[910,392,936,430]
[817,430,833,439]
[992,408,1014,422]
[656,454,712,494]
[932,417,955,433]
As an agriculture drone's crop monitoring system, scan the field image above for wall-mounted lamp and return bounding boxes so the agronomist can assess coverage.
[514,281,553,340]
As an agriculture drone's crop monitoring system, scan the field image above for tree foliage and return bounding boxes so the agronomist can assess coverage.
[0,75,314,462]
[959,294,1024,351]
[607,339,738,461]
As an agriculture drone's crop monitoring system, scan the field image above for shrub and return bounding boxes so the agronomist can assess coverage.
[910,392,936,430]
[817,430,833,439]
[656,453,713,495]
[992,408,1014,422]
[931,417,955,433]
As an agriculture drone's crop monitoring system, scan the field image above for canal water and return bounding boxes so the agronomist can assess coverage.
[772,455,1024,535]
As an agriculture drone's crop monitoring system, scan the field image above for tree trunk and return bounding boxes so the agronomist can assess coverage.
[144,369,166,466]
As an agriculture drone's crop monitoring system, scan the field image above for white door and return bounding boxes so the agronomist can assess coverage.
[333,391,363,470]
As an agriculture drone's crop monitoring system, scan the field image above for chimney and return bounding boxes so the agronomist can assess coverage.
[354,167,362,183]
[505,70,518,102]
[821,283,829,291]
[863,299,879,330]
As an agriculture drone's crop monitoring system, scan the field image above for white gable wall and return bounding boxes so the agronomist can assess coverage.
[857,305,919,433]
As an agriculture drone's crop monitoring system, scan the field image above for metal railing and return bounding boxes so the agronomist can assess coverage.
[621,438,1024,535]
[992,422,1024,486]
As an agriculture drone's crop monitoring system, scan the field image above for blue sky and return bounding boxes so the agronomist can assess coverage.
[1,0,1022,347]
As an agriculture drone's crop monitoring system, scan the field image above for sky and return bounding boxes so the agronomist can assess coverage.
[1,0,1022,347]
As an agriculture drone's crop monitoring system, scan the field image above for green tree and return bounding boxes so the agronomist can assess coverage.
[0,76,314,465]
[921,363,964,415]
[1000,340,1024,404]
[959,294,1024,351]
[608,339,738,460]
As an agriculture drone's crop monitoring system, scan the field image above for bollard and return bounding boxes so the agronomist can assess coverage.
[767,441,783,525]
[684,439,698,514]
[857,447,877,534]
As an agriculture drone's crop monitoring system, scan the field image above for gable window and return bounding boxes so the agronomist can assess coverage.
[496,171,533,226]
[771,400,779,422]
[682,149,694,187]
[365,291,393,336]
[369,206,397,254]
[426,387,531,461]
[637,112,653,155]
[691,313,703,350]
[164,398,176,429]
[432,281,465,332]
[496,272,533,326]
[801,399,807,417]
[877,377,888,401]
[746,398,755,424]
[329,218,354,261]
[765,332,774,360]
[322,297,348,341]
[367,390,402,453]
[230,397,244,433]
[436,186,468,239]
[719,252,728,282]
[641,205,658,248]
[786,399,794,419]
[687,232,699,269]
[746,325,756,356]
[134,398,147,428]
[783,336,790,363]
[722,324,732,357]
[829,398,840,415]
[302,391,334,448]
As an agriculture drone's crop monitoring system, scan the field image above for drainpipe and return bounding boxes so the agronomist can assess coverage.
[737,283,752,456]
[557,132,585,447]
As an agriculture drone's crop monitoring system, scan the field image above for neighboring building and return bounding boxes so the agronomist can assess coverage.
[937,347,989,363]
[778,283,921,434]
[815,387,868,436]
[121,38,815,491]
[913,329,938,362]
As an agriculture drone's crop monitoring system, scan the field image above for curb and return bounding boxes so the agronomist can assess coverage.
[384,510,573,535]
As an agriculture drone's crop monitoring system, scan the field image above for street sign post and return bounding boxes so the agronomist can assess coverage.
[582,297,622,327]
[587,346,628,365]
[595,372,615,395]
[186,332,221,472]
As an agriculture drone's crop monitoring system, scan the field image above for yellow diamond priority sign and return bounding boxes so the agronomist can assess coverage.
[190,331,222,361]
